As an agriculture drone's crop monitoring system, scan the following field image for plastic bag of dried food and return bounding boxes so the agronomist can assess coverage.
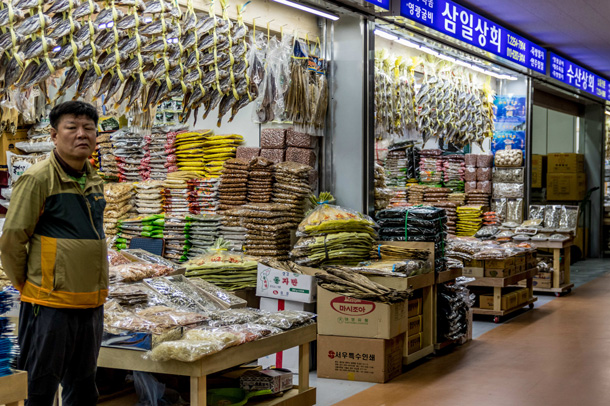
[493,168,524,183]
[147,328,242,362]
[108,249,132,266]
[144,276,213,314]
[477,167,492,181]
[492,199,507,222]
[7,152,49,186]
[377,206,445,220]
[559,206,579,231]
[464,167,477,182]
[120,249,182,270]
[188,278,247,309]
[297,203,377,237]
[255,310,316,330]
[494,149,522,167]
[529,205,545,220]
[506,199,524,224]
[544,205,562,229]
[207,308,267,326]
[474,226,500,239]
[109,263,174,283]
[464,154,478,167]
[493,183,524,199]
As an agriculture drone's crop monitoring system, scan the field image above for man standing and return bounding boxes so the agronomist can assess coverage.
[0,101,108,405]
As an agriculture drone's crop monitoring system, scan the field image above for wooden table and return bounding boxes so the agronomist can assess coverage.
[96,324,317,406]
[0,370,27,406]
[466,268,538,323]
[533,239,574,296]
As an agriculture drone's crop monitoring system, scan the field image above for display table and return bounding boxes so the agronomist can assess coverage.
[0,370,27,406]
[533,239,574,296]
[466,268,538,323]
[96,324,317,406]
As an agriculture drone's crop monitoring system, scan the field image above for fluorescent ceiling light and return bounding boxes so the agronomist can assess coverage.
[605,110,610,116]
[396,38,418,48]
[272,0,339,21]
[375,29,398,41]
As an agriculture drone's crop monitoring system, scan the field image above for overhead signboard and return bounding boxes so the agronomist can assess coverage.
[364,0,390,10]
[399,0,546,74]
[549,53,608,100]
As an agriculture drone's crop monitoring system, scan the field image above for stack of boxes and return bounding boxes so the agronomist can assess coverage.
[254,128,317,168]
[479,287,531,310]
[546,153,586,201]
[463,251,535,278]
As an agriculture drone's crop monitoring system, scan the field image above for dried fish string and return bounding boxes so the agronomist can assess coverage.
[235,3,251,103]
[210,0,224,98]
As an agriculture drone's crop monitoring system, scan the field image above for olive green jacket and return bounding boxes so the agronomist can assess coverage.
[0,153,108,308]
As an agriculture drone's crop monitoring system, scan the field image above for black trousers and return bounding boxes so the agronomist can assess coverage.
[17,302,104,406]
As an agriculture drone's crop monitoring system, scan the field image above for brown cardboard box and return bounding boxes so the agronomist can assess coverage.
[547,173,587,201]
[485,258,515,269]
[317,334,405,383]
[485,266,513,278]
[531,154,547,188]
[462,267,485,277]
[407,298,422,318]
[515,256,526,267]
[547,153,584,173]
[506,292,519,309]
[533,278,552,289]
[318,287,409,339]
[407,333,422,355]
[464,259,485,268]
[0,129,28,169]
[518,289,530,305]
[240,369,294,394]
[479,294,508,310]
[407,316,422,337]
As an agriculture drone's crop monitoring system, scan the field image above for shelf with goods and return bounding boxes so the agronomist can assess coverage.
[465,268,538,323]
[0,370,27,406]
[95,324,317,406]
[532,239,574,296]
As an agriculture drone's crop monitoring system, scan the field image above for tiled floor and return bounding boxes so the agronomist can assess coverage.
[311,258,610,406]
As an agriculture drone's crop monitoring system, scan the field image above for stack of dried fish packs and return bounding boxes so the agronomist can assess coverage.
[220,210,247,251]
[134,180,164,215]
[456,205,484,237]
[317,266,411,303]
[443,154,465,192]
[144,128,179,180]
[187,215,222,258]
[109,262,174,284]
[466,190,491,207]
[162,172,200,215]
[218,158,249,213]
[187,178,219,215]
[448,192,466,206]
[272,161,313,218]
[351,259,430,277]
[291,232,376,266]
[247,157,274,203]
[374,162,392,211]
[112,130,147,182]
[108,283,152,307]
[185,240,259,290]
[174,131,211,177]
[104,183,135,237]
[370,244,431,262]
[97,133,119,181]
[419,149,445,185]
[423,187,451,205]
[161,216,192,263]
[240,203,295,260]
[203,134,244,178]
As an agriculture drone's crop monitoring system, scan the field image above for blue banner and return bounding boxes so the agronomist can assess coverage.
[365,0,390,10]
[549,53,609,101]
[400,0,546,74]
[492,96,527,153]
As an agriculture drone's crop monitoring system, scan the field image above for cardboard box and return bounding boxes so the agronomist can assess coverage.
[0,129,28,169]
[479,295,506,310]
[464,259,485,268]
[485,258,515,269]
[518,289,530,305]
[531,155,547,188]
[407,298,422,318]
[318,287,409,339]
[547,153,584,173]
[256,264,317,303]
[533,278,552,289]
[462,267,485,278]
[485,266,513,278]
[240,369,293,394]
[515,256,526,267]
[407,316,422,337]
[317,334,405,383]
[547,173,587,201]
[506,292,518,309]
[407,333,422,355]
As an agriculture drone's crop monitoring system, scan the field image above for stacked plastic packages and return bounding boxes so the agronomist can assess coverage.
[247,158,275,203]
[112,129,147,182]
[97,132,119,181]
[437,282,475,344]
[162,172,201,215]
[419,149,444,185]
[145,127,179,180]
[240,203,294,260]
[114,215,164,251]
[220,211,248,251]
[103,183,135,237]
[374,163,393,210]
[443,154,465,192]
[272,161,313,220]
[134,180,164,215]
[0,288,19,377]
[187,178,220,215]
[456,205,484,237]
[218,158,249,213]
[187,215,222,258]
[376,206,447,273]
[464,153,493,207]
[174,130,211,177]
[203,134,245,178]
[291,194,377,266]
[162,216,192,263]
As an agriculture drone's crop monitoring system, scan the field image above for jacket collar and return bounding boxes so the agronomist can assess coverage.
[50,150,103,190]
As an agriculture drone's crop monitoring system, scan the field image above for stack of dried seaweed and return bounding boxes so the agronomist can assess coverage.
[316,267,411,303]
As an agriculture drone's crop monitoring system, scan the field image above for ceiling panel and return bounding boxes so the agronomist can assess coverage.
[458,0,610,77]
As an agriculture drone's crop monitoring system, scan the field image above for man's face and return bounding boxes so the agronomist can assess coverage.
[50,114,97,162]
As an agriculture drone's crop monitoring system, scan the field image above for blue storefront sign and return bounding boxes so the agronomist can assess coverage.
[549,53,609,101]
[365,0,390,10]
[400,0,546,74]
[492,96,527,154]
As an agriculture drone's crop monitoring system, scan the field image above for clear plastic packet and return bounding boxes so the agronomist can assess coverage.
[146,327,243,362]
[188,278,247,309]
[529,205,546,220]
[559,206,579,231]
[494,149,522,167]
[492,199,508,222]
[493,183,524,199]
[477,181,492,194]
[465,181,477,193]
[7,151,49,186]
[544,205,562,229]
[493,168,524,183]
[477,154,493,168]
[465,154,478,167]
[474,226,499,239]
[477,167,492,181]
[464,167,477,182]
[506,199,524,224]
[108,248,132,266]
[145,275,219,313]
[109,262,174,283]
[549,233,569,241]
[207,308,267,327]
[255,310,316,330]
[297,203,377,237]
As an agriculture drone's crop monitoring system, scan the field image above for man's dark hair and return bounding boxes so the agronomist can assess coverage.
[50,101,99,129]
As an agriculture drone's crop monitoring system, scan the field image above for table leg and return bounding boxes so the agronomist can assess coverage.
[298,342,310,393]
[564,244,571,284]
[493,287,502,312]
[190,376,206,406]
[553,248,561,289]
[526,275,533,299]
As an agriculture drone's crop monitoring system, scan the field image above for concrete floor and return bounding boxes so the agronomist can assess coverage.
[311,258,610,406]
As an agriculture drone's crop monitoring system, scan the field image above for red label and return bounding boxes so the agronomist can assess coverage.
[330,297,375,316]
